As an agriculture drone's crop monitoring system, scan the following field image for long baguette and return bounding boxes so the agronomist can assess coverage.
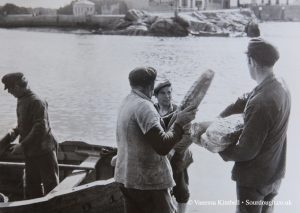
[168,69,215,129]
[179,69,215,111]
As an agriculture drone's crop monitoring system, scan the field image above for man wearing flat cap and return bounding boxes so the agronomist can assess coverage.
[114,67,197,213]
[219,38,291,213]
[1,73,59,199]
[154,80,193,213]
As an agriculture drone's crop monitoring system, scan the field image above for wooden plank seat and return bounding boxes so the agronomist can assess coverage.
[49,156,101,193]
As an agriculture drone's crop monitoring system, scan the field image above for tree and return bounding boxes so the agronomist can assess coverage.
[0,3,31,15]
[119,1,128,14]
[57,1,75,15]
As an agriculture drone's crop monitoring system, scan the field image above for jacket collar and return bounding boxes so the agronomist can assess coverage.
[253,73,275,93]
[132,89,153,102]
[18,89,34,100]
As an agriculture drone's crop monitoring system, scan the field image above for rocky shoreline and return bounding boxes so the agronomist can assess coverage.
[94,9,258,37]
[0,9,258,37]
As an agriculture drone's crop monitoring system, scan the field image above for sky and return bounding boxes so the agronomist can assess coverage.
[0,0,73,8]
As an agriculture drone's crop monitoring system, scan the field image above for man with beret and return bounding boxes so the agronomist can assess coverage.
[154,80,193,213]
[1,73,59,199]
[154,80,177,118]
[114,67,197,213]
[219,38,291,213]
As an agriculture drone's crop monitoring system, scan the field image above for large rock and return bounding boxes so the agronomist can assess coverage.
[102,23,148,36]
[124,9,149,22]
[125,24,148,36]
[113,19,132,30]
[124,9,158,27]
[143,15,159,26]
[178,13,217,33]
[192,12,207,21]
[149,18,188,37]
[179,9,258,36]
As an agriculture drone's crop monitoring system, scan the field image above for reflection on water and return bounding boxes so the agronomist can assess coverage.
[0,22,299,212]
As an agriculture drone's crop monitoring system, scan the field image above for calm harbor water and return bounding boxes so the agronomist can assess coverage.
[0,22,299,212]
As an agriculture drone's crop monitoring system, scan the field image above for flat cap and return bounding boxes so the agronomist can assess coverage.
[154,80,171,96]
[129,67,157,87]
[1,72,25,90]
[247,38,279,67]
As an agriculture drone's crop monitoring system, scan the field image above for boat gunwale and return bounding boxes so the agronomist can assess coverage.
[0,178,116,208]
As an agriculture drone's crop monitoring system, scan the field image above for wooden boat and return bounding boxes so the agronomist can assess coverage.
[0,141,123,213]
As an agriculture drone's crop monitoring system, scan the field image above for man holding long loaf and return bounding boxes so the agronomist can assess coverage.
[114,67,197,213]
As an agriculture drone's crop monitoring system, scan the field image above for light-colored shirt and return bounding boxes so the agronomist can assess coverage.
[114,89,175,190]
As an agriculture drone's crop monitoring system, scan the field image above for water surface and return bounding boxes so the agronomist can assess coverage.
[0,22,299,212]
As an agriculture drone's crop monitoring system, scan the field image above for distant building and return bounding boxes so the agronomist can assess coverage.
[148,0,228,11]
[203,0,231,9]
[232,0,292,6]
[73,0,95,16]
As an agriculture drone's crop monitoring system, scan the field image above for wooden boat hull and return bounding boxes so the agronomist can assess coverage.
[0,179,123,213]
[0,141,123,213]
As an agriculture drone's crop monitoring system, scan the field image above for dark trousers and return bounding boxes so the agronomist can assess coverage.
[25,150,59,199]
[119,184,175,213]
[172,168,190,203]
[236,179,281,213]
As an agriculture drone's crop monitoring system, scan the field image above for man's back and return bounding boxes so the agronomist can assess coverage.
[232,75,291,186]
[17,90,56,157]
[115,91,175,190]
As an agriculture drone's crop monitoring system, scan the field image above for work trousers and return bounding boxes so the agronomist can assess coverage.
[236,179,281,213]
[119,184,176,213]
[24,150,59,199]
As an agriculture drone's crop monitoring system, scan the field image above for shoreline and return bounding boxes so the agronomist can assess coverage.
[0,9,257,37]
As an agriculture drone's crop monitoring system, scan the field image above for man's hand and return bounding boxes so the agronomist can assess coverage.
[175,105,197,128]
[9,144,23,154]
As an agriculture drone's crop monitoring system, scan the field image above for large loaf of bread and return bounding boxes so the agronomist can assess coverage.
[167,69,215,129]
[179,69,215,111]
[196,114,244,153]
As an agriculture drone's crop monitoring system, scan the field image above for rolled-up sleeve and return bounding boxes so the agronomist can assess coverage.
[135,101,184,155]
[219,102,270,162]
[135,102,161,135]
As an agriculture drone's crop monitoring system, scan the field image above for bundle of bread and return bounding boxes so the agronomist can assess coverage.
[193,114,244,153]
[167,69,215,153]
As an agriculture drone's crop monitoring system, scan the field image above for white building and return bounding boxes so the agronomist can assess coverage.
[73,0,95,16]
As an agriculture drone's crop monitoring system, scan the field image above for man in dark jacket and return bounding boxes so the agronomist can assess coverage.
[1,73,59,199]
[219,38,291,213]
